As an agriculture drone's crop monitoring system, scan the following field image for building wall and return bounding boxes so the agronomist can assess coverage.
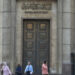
[0,0,16,72]
[61,0,72,74]
[0,0,3,64]
[0,0,73,75]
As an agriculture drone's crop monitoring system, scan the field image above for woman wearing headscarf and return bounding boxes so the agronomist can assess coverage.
[1,62,12,75]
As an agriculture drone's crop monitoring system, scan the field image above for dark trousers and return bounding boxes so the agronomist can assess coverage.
[16,72,22,75]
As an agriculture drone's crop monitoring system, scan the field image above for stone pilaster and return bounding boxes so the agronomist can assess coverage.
[57,0,72,75]
[57,0,63,74]
[0,0,3,63]
[2,0,16,73]
[71,0,75,52]
[71,0,75,75]
[62,0,72,75]
[50,1,57,74]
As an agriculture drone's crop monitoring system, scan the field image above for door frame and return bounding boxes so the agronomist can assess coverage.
[22,19,51,74]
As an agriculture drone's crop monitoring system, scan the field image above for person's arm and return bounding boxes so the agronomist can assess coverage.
[24,65,28,73]
[42,64,47,70]
[7,66,12,75]
[1,66,3,72]
[30,65,33,74]
[1,66,3,74]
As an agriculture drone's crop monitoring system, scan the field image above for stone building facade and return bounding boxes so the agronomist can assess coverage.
[0,0,75,75]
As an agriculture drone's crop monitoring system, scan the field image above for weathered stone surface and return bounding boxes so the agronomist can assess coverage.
[0,29,2,45]
[62,64,71,75]
[3,0,11,11]
[63,45,71,63]
[2,45,10,62]
[0,45,2,62]
[63,13,71,28]
[57,0,63,73]
[63,0,71,12]
[71,0,75,13]
[3,13,11,27]
[63,29,71,44]
[0,0,3,11]
[11,0,16,11]
[2,29,11,45]
[57,13,63,29]
[71,14,75,29]
[0,13,2,28]
[57,29,63,74]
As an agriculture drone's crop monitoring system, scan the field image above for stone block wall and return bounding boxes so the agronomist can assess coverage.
[0,0,16,72]
[0,0,74,75]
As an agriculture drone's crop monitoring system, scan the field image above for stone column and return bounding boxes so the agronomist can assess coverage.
[16,1,22,65]
[62,0,71,75]
[71,0,75,52]
[10,0,16,72]
[0,0,3,63]
[2,0,16,73]
[57,0,63,74]
[71,0,75,74]
[50,1,58,74]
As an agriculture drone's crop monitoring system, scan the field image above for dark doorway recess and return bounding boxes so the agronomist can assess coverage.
[22,19,50,75]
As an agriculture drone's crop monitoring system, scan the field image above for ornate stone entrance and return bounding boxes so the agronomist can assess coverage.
[22,19,50,75]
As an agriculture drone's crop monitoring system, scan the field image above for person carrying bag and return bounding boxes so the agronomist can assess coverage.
[26,66,30,75]
[24,61,33,75]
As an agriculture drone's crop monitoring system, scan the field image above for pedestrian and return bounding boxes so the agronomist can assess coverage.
[15,64,22,75]
[1,62,11,75]
[24,61,33,75]
[42,61,48,75]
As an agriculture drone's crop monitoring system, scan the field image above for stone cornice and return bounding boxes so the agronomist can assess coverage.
[16,0,57,2]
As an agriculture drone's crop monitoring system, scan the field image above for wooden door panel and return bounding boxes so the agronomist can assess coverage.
[36,21,50,74]
[23,20,50,75]
[23,20,36,73]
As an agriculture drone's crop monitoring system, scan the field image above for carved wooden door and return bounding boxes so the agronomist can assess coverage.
[23,20,50,75]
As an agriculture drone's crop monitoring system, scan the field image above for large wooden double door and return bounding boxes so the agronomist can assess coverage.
[23,19,50,75]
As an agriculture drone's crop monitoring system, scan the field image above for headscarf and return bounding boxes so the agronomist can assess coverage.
[3,62,7,66]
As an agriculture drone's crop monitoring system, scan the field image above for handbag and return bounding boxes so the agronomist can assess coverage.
[1,70,3,75]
